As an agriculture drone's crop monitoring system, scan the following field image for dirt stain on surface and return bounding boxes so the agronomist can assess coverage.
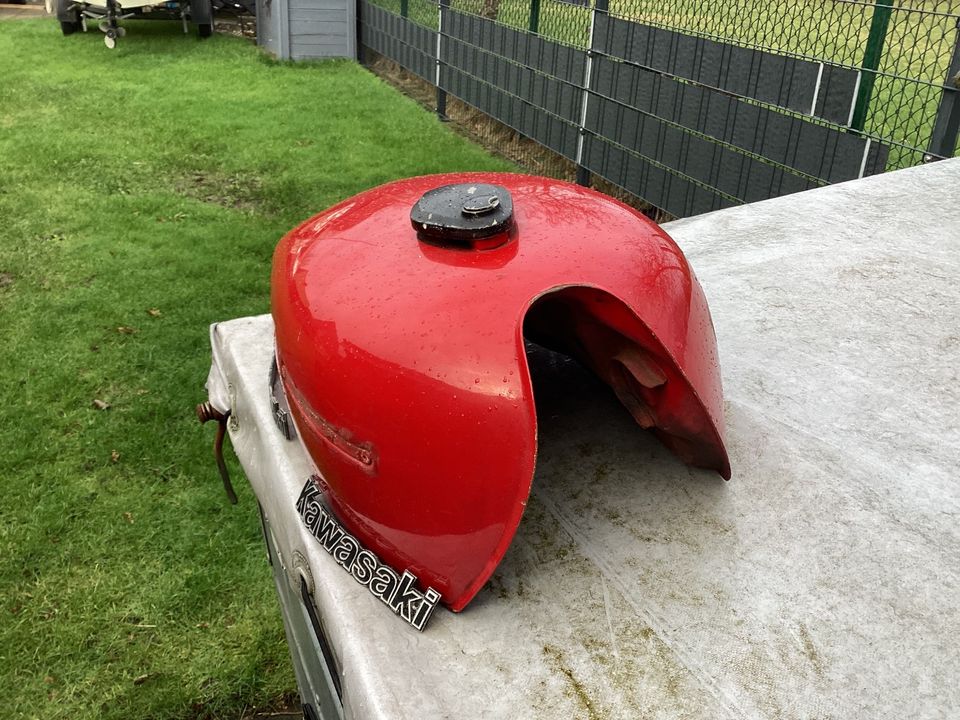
[797,624,824,677]
[542,644,600,720]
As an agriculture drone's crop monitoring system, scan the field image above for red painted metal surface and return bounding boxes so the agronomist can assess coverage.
[271,173,730,612]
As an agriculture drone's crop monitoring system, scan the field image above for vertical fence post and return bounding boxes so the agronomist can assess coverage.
[401,0,408,18]
[927,18,960,160]
[436,0,448,120]
[575,0,604,186]
[356,0,364,63]
[528,0,540,34]
[850,0,894,132]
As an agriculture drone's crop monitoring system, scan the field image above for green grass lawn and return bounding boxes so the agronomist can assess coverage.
[0,19,512,719]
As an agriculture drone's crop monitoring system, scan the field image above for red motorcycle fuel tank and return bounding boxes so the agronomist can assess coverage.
[272,173,730,616]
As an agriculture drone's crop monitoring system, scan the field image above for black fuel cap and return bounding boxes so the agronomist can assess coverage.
[410,183,514,245]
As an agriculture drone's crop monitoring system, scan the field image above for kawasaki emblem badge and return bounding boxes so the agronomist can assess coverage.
[296,477,441,631]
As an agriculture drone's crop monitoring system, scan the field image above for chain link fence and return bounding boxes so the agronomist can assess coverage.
[361,0,960,216]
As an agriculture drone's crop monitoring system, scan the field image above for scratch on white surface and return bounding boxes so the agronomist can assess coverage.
[534,488,751,720]
[600,575,621,670]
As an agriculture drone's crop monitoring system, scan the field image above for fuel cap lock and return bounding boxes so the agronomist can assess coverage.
[410,183,514,246]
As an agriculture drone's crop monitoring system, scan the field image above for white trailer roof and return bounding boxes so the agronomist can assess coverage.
[208,158,960,719]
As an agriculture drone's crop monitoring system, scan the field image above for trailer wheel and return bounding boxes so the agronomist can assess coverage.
[197,23,212,38]
[56,0,82,35]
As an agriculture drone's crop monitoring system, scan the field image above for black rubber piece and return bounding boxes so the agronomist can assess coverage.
[410,183,514,245]
[300,577,343,703]
[197,23,212,37]
[60,20,79,35]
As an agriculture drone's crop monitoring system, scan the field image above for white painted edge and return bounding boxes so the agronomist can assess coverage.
[435,3,442,87]
[810,62,824,116]
[858,137,872,178]
[575,8,598,166]
[847,70,862,127]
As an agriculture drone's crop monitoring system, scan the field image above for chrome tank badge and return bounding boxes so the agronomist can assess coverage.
[269,358,296,441]
[296,478,442,631]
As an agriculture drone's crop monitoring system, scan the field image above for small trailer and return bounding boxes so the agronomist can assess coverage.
[56,0,213,47]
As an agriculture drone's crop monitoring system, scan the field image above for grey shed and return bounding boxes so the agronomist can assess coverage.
[256,0,356,60]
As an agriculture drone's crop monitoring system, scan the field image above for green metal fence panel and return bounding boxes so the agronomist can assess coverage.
[928,20,960,159]
[442,64,582,157]
[446,11,586,85]
[360,0,960,217]
[593,14,861,126]
[851,0,895,131]
[443,39,583,125]
[597,0,960,167]
[589,55,888,182]
[580,134,744,217]
[361,1,434,79]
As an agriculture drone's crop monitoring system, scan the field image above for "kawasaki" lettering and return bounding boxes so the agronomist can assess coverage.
[296,477,441,632]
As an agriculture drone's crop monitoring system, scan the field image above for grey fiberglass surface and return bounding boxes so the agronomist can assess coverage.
[208,158,960,719]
